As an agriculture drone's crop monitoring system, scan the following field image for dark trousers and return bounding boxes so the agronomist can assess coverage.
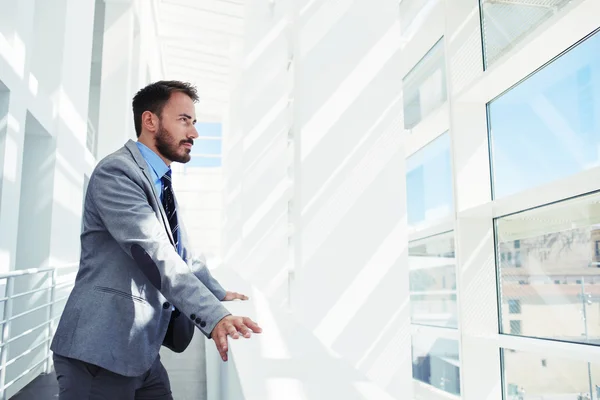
[53,353,173,400]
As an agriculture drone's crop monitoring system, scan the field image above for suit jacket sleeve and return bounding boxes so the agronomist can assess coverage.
[161,260,226,353]
[189,255,226,300]
[89,157,230,338]
[179,223,227,301]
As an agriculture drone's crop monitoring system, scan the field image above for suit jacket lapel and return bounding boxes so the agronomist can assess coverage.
[124,140,176,247]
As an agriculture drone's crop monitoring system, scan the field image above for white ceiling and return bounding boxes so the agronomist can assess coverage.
[156,0,244,123]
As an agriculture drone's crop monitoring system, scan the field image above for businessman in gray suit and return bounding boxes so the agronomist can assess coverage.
[50,80,261,399]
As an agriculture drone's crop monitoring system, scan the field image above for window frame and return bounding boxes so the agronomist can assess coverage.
[449,1,600,399]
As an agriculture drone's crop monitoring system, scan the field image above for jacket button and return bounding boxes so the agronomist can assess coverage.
[162,302,170,309]
[195,318,202,324]
[200,321,206,328]
[190,314,196,320]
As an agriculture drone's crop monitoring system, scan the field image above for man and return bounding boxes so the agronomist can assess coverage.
[50,80,261,399]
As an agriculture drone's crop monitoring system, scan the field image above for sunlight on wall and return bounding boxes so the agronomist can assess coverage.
[0,32,26,79]
[252,286,291,360]
[313,219,407,348]
[299,0,353,58]
[3,122,20,182]
[301,93,403,217]
[300,21,401,161]
[242,178,290,238]
[243,19,289,70]
[266,378,308,400]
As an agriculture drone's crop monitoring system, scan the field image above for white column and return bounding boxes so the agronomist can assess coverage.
[47,0,96,268]
[0,93,27,273]
[96,0,136,160]
[0,0,36,273]
[445,0,503,399]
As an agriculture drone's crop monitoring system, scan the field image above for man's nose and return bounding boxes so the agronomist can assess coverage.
[189,125,199,139]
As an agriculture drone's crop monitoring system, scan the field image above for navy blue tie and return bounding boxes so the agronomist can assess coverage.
[161,170,179,250]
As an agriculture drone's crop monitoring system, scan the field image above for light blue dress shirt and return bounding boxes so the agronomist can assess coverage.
[136,141,182,256]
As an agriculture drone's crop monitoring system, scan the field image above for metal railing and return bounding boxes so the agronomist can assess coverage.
[0,264,78,399]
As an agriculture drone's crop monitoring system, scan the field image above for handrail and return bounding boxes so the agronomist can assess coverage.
[0,263,78,399]
[0,264,77,280]
[205,268,399,400]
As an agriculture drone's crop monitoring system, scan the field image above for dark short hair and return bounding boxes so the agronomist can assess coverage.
[132,80,199,137]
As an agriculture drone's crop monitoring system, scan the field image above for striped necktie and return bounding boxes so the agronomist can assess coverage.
[161,170,179,250]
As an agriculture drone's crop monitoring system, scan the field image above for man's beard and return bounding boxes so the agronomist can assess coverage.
[155,123,192,163]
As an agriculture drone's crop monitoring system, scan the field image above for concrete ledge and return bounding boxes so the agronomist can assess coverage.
[205,268,398,400]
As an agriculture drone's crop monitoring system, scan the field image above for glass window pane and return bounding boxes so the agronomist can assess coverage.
[403,38,447,130]
[185,156,222,168]
[488,30,600,199]
[409,231,457,328]
[480,0,576,68]
[192,139,222,155]
[406,132,453,230]
[195,122,222,137]
[502,348,600,400]
[496,191,600,345]
[412,334,461,396]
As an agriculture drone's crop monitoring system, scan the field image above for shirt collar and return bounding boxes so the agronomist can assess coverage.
[135,141,170,179]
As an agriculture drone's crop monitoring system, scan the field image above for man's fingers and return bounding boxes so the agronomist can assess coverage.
[234,292,249,300]
[227,324,240,339]
[237,324,252,338]
[216,333,228,361]
[242,317,262,333]
[212,315,261,362]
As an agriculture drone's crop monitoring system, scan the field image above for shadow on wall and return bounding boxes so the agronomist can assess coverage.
[226,0,293,309]
[223,0,411,397]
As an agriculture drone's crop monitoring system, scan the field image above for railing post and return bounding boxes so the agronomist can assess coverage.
[45,269,57,374]
[0,277,15,400]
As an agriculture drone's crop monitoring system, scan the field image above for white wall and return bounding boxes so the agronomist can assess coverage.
[296,0,412,396]
[223,0,412,398]
[224,0,292,307]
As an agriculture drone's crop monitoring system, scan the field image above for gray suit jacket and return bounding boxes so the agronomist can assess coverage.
[50,140,231,377]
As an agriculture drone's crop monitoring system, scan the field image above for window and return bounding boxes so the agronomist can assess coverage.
[406,132,453,231]
[185,122,223,169]
[508,299,521,314]
[595,240,600,257]
[412,335,461,396]
[515,251,522,268]
[409,232,457,328]
[402,38,447,129]
[480,0,576,68]
[502,349,598,399]
[487,29,600,199]
[496,191,600,345]
[510,320,521,335]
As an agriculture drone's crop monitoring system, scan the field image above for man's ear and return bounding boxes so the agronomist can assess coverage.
[141,111,158,133]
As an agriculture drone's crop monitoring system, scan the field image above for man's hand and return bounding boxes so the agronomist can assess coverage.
[212,315,262,361]
[223,291,249,301]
